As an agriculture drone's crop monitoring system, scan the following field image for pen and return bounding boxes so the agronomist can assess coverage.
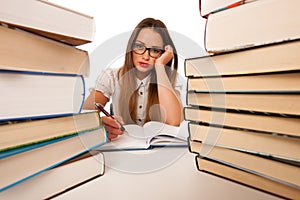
[94,103,126,131]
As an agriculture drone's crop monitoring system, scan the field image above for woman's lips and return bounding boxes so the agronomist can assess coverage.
[139,62,149,67]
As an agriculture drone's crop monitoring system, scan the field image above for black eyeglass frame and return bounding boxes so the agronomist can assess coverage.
[132,43,165,59]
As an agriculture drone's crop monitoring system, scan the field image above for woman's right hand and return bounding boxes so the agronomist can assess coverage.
[101,116,125,140]
[155,45,174,66]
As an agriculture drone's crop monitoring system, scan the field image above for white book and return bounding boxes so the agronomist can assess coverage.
[0,152,105,199]
[0,26,90,76]
[0,127,107,192]
[200,0,256,17]
[97,121,188,151]
[0,0,95,46]
[0,70,85,121]
[205,0,300,53]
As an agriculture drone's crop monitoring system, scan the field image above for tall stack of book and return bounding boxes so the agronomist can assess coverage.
[0,0,107,196]
[184,0,300,199]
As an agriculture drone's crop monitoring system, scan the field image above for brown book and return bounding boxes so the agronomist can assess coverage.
[184,40,300,78]
[184,107,300,137]
[0,111,101,154]
[190,140,300,188]
[1,0,95,46]
[187,92,300,116]
[0,26,89,76]
[195,156,300,200]
[188,123,300,161]
[187,72,300,92]
[204,0,300,54]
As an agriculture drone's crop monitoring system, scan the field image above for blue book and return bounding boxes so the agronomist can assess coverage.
[0,69,85,122]
[0,127,108,192]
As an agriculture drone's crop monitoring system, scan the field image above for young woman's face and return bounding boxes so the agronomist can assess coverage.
[132,28,164,79]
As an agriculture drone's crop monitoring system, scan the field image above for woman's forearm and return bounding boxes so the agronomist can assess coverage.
[155,65,183,126]
[83,89,109,110]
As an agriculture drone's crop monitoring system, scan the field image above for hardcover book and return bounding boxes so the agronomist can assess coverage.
[0,70,85,121]
[184,107,300,137]
[0,26,90,76]
[186,92,300,116]
[189,140,300,188]
[188,123,300,161]
[0,111,101,158]
[204,0,300,53]
[0,127,107,192]
[195,156,300,199]
[187,72,300,92]
[184,40,300,78]
[199,0,255,17]
[0,0,95,46]
[0,152,105,199]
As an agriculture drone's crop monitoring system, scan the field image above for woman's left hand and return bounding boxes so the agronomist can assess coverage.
[155,45,174,66]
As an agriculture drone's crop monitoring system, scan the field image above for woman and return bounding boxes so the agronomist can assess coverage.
[84,18,183,139]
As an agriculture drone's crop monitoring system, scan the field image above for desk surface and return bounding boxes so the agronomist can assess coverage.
[52,147,281,200]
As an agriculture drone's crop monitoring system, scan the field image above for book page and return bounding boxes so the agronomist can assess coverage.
[149,135,186,146]
[124,124,146,139]
[123,122,181,140]
[96,121,188,150]
[97,132,148,150]
[143,121,183,139]
[142,121,187,146]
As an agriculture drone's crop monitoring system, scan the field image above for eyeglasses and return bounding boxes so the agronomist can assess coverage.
[132,43,164,58]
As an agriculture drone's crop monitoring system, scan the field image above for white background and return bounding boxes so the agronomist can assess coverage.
[50,0,206,95]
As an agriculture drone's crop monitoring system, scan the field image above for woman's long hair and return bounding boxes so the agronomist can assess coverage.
[117,18,178,124]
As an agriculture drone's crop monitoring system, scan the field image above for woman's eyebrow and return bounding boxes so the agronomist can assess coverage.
[151,45,163,49]
[135,40,163,48]
[135,40,145,44]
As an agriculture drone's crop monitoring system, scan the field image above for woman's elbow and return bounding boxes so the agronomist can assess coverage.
[165,115,183,127]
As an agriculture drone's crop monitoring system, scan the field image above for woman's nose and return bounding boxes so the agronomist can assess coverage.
[142,49,150,60]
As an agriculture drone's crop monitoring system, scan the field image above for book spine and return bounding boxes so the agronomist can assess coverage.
[210,1,245,14]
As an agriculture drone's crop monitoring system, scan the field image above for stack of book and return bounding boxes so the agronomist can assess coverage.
[184,0,300,199]
[0,0,107,196]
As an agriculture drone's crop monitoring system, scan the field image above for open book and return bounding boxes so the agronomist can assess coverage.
[97,121,188,151]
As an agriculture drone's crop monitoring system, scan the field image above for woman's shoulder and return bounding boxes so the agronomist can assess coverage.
[95,67,122,98]
[102,67,119,76]
[98,67,122,82]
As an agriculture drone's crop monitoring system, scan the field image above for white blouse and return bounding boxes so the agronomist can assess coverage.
[95,68,183,126]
